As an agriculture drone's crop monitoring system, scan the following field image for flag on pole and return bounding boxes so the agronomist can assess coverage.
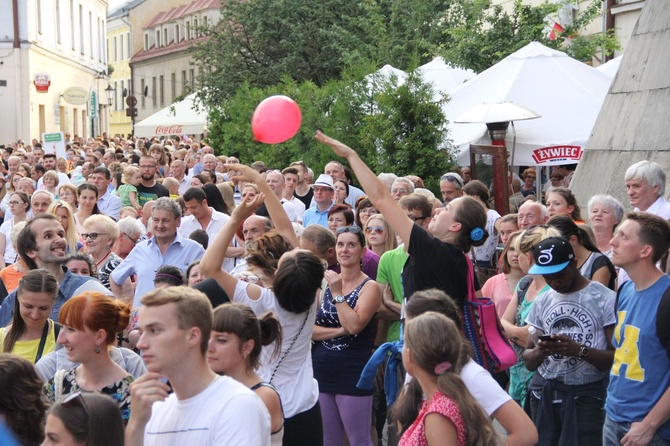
[544,16,565,41]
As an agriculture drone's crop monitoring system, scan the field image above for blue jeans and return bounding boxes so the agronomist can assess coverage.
[603,415,670,446]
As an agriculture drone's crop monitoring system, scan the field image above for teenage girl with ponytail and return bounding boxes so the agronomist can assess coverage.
[208,302,284,446]
[44,292,133,422]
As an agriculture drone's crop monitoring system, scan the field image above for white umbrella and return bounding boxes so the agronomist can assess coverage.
[444,42,612,166]
[596,55,623,78]
[134,93,208,138]
[454,101,541,124]
[418,57,475,94]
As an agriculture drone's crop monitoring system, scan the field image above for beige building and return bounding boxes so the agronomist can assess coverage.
[0,0,110,143]
[107,5,133,138]
[130,0,221,123]
[491,0,644,63]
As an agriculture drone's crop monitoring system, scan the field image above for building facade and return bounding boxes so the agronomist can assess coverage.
[0,0,110,143]
[107,7,133,138]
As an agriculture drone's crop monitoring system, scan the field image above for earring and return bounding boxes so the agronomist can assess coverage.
[95,346,101,354]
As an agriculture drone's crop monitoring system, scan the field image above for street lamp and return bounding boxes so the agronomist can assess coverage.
[104,84,116,107]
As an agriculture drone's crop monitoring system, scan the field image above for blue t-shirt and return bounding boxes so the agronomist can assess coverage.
[606,275,670,440]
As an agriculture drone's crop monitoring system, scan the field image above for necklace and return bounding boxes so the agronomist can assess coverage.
[96,250,112,268]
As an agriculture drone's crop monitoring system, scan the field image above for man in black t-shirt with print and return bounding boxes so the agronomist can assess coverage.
[137,155,169,206]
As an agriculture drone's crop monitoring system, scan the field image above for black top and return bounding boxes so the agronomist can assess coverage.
[137,182,169,206]
[294,188,314,210]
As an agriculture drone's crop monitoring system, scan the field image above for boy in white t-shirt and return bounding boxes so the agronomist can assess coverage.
[125,287,271,446]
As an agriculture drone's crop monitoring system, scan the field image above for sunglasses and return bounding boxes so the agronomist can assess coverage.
[336,226,362,235]
[233,272,261,284]
[81,232,108,240]
[391,188,408,195]
[123,232,138,244]
[365,225,384,235]
[62,392,89,417]
[440,173,463,188]
[408,215,426,222]
[359,208,378,215]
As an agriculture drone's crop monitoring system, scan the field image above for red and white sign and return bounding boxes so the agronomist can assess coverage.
[155,125,184,135]
[34,73,51,93]
[532,145,582,164]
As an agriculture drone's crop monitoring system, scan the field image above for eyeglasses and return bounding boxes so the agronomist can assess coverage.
[391,188,408,195]
[81,232,108,240]
[336,226,362,235]
[123,232,138,244]
[359,208,377,215]
[60,192,75,197]
[440,173,463,188]
[62,392,89,417]
[365,225,384,235]
[313,187,332,193]
[8,201,25,205]
[233,272,261,284]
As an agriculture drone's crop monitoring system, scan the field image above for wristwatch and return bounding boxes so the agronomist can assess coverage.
[333,294,346,304]
[578,344,590,359]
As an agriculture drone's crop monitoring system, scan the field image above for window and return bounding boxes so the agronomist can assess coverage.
[189,69,194,88]
[185,21,190,40]
[55,0,61,42]
[79,5,84,55]
[119,34,124,60]
[114,81,118,110]
[163,28,167,46]
[159,75,164,105]
[141,79,145,108]
[99,18,103,62]
[113,36,117,61]
[89,11,93,59]
[171,73,176,101]
[175,25,180,43]
[181,70,187,94]
[193,18,198,38]
[70,0,75,50]
[37,0,43,34]
[144,33,148,51]
[152,76,156,107]
[156,30,160,48]
[126,32,130,58]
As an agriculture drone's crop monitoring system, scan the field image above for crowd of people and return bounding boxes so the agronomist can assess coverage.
[0,131,668,446]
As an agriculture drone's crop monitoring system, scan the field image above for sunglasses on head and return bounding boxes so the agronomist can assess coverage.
[336,226,362,235]
[440,173,463,188]
[62,392,89,417]
[365,225,384,235]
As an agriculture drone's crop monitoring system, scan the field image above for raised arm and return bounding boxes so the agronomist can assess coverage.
[226,164,298,247]
[199,193,264,300]
[314,131,414,246]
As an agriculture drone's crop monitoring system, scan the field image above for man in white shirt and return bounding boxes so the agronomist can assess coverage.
[265,170,298,223]
[281,167,306,223]
[625,160,670,220]
[125,287,271,446]
[178,187,230,240]
[169,160,191,196]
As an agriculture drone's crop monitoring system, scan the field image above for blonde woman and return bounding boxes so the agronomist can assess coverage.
[58,183,78,210]
[364,214,397,258]
[47,201,81,253]
[41,171,60,197]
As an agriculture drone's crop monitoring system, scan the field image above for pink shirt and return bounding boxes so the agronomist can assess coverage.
[399,391,466,446]
[481,273,513,318]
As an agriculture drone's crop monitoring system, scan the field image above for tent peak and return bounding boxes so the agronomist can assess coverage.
[508,41,568,60]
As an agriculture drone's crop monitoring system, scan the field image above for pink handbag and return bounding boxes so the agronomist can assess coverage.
[461,254,517,373]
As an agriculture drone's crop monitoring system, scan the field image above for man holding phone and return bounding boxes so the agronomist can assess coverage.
[522,236,616,445]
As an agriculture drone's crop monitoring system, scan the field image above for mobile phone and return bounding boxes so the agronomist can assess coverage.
[539,335,556,342]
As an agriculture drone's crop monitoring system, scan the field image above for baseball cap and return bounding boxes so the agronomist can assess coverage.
[528,236,575,275]
[312,174,334,190]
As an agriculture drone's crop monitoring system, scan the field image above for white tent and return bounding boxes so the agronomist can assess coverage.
[596,54,623,78]
[134,93,207,138]
[418,57,475,94]
[445,42,613,166]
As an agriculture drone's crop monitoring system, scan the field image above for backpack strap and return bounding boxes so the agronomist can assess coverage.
[53,321,62,341]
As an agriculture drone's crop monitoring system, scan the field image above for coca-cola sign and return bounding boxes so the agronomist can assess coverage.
[154,125,183,135]
[532,145,583,164]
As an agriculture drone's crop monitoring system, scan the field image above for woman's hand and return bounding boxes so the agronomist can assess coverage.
[314,131,356,159]
[231,193,264,220]
[324,269,343,296]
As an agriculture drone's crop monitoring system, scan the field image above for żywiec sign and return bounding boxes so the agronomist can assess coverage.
[34,73,51,93]
[62,87,89,105]
[155,125,184,135]
[532,145,583,164]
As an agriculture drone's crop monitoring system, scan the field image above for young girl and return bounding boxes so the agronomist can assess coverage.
[41,171,60,197]
[397,311,499,446]
[208,303,284,446]
[117,166,141,211]
[0,269,59,364]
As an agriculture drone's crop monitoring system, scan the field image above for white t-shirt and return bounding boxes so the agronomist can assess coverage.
[404,359,511,417]
[0,219,19,265]
[233,281,319,418]
[144,375,271,446]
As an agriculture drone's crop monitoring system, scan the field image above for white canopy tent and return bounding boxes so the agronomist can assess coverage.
[134,93,207,138]
[445,42,613,166]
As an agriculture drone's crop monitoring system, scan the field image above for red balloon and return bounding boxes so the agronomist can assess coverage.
[251,95,302,144]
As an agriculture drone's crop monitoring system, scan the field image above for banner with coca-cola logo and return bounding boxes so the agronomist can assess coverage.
[34,73,51,93]
[155,125,184,135]
[134,93,207,138]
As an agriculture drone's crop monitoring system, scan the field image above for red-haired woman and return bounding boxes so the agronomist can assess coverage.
[44,292,133,422]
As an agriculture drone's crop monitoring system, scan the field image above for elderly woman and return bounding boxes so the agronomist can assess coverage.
[82,215,131,292]
[587,194,624,257]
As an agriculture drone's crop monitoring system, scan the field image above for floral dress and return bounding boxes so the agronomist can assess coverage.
[44,368,133,422]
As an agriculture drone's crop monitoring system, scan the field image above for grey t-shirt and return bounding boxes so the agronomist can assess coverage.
[526,281,616,385]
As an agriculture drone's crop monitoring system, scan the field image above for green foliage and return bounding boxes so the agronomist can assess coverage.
[205,69,453,194]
